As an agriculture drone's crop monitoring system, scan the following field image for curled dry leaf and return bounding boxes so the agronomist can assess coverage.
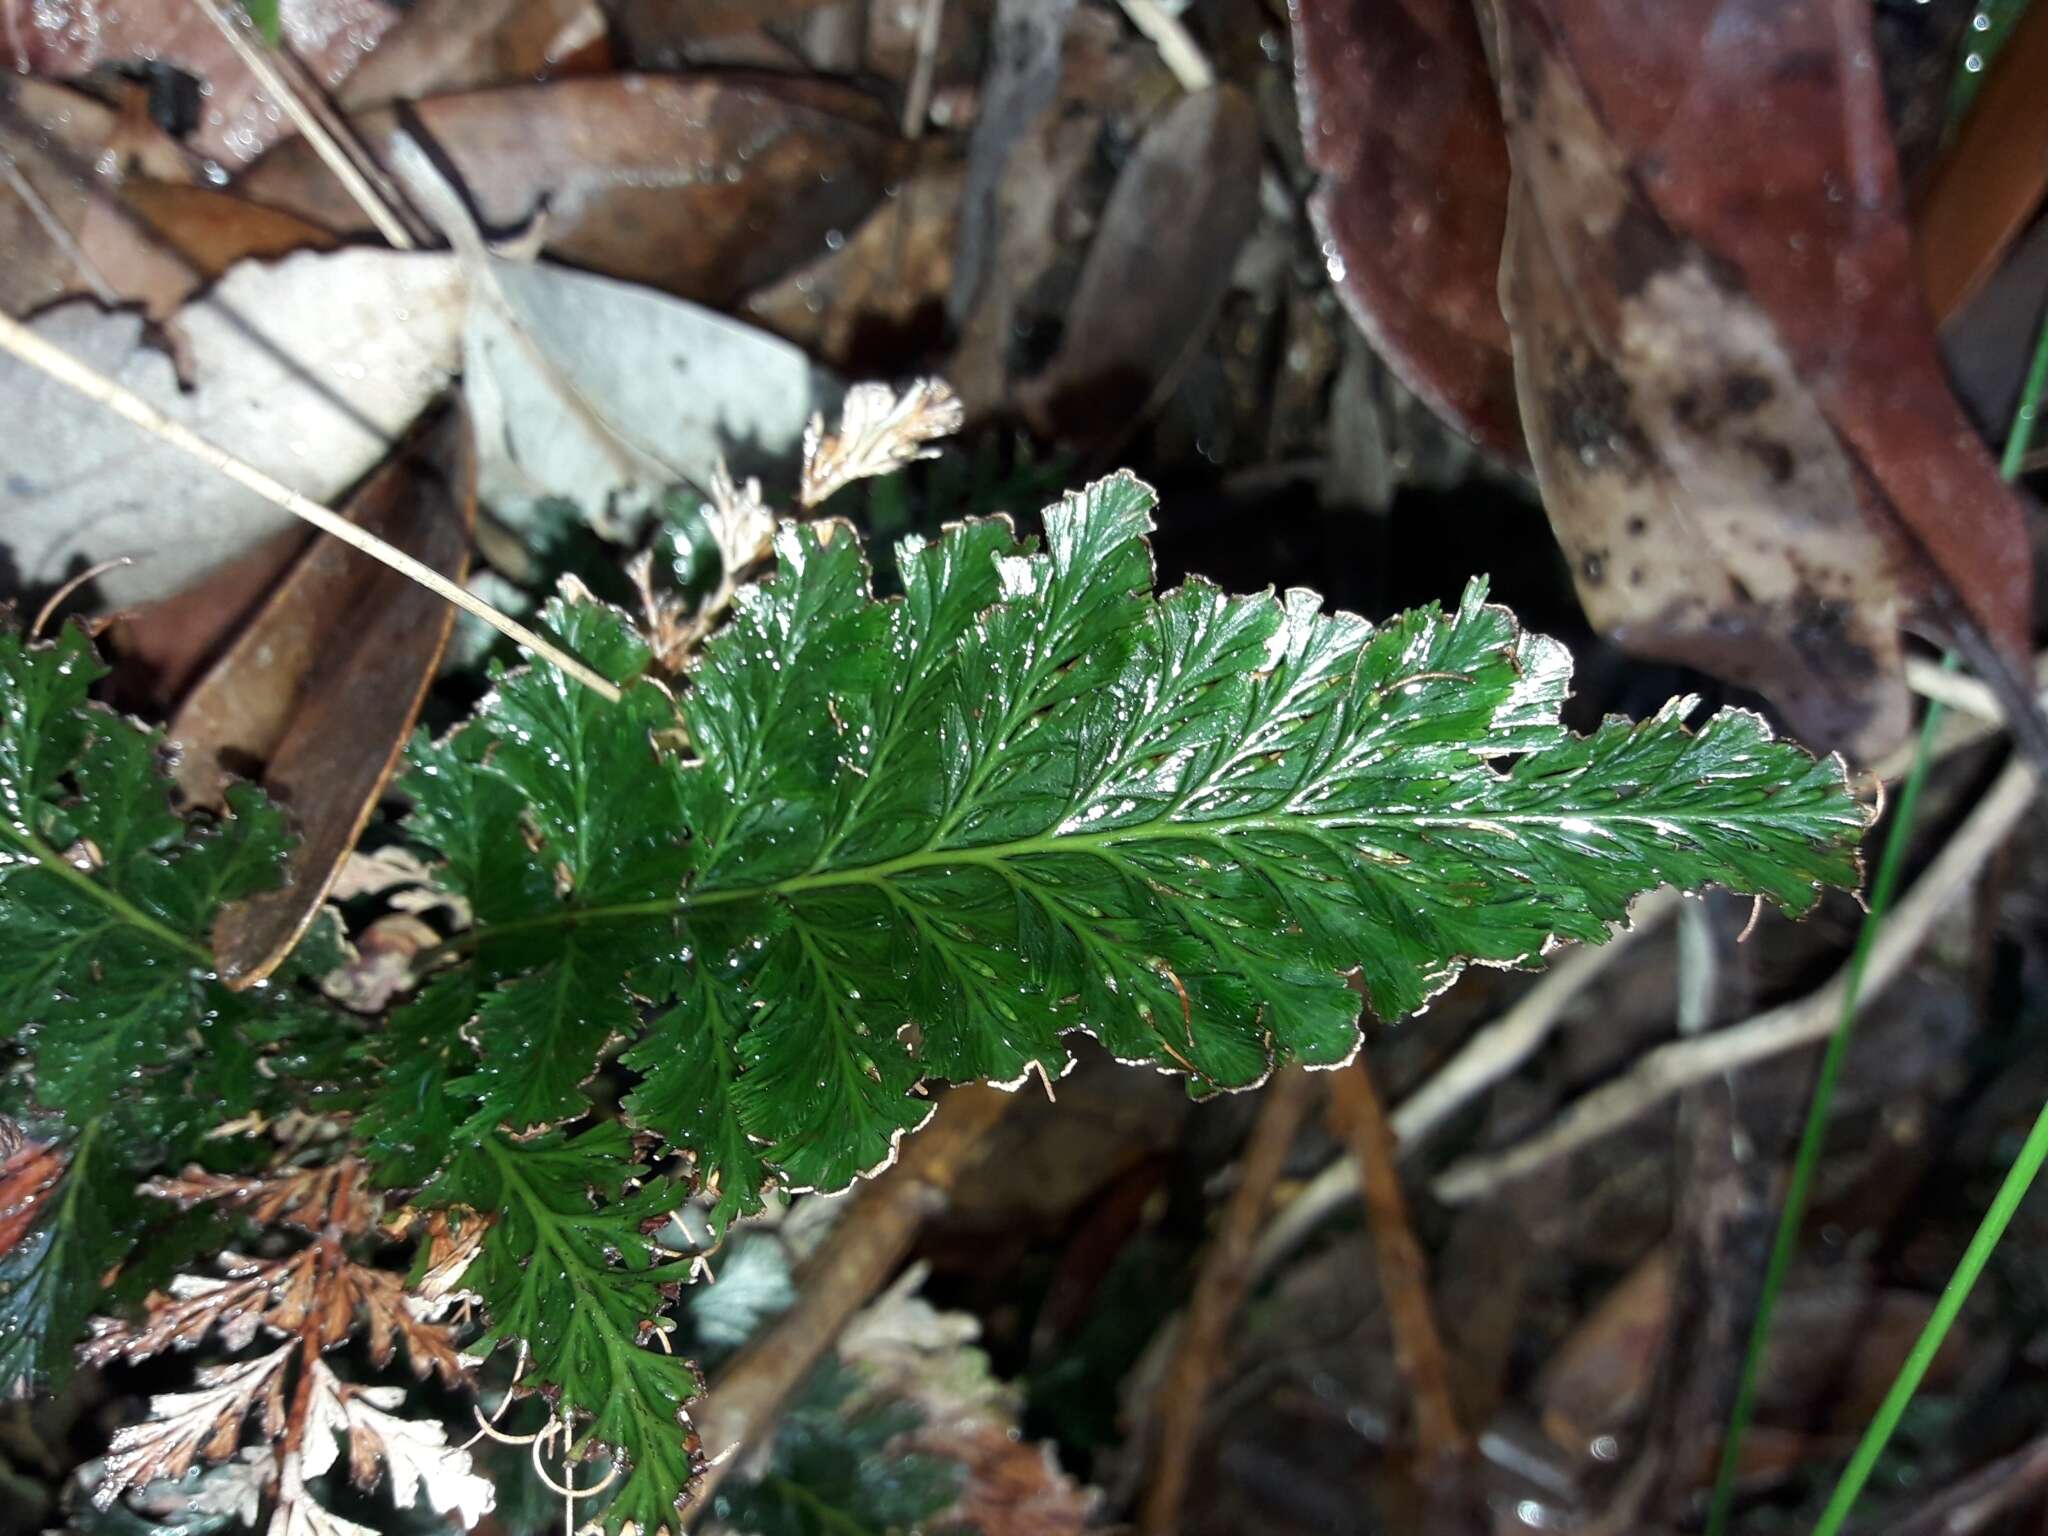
[1290,0,1526,462]
[319,913,443,1015]
[167,411,474,986]
[241,75,897,305]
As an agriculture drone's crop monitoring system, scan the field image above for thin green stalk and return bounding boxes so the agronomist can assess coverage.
[1704,301,2048,1535]
[1703,681,1950,1535]
[0,823,212,966]
[1811,1100,2048,1535]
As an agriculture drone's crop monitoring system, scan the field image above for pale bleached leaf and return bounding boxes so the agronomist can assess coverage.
[269,1450,380,1536]
[800,379,963,507]
[302,1361,495,1528]
[96,1343,294,1507]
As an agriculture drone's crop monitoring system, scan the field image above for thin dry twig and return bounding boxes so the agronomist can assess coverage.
[1249,891,1678,1283]
[1115,0,1214,92]
[1430,755,2039,1203]
[1326,1058,1466,1468]
[1139,1066,1316,1536]
[902,0,948,138]
[0,308,621,702]
[0,150,119,305]
[192,0,422,250]
[683,1085,1015,1520]
[1875,1428,2048,1536]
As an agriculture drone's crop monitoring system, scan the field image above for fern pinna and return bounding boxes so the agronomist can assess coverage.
[1,471,1868,1533]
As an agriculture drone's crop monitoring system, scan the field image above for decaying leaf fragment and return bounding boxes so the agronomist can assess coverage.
[85,1159,489,1533]
[1290,0,1525,462]
[1297,0,2038,760]
[168,412,476,986]
[1484,0,2037,760]
[1491,7,1911,758]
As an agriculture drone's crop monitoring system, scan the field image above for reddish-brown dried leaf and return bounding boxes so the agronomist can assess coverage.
[83,1257,291,1364]
[1290,0,1525,462]
[143,1162,380,1238]
[1503,0,2032,662]
[0,0,402,166]
[1915,0,2048,321]
[239,75,898,306]
[336,0,609,110]
[169,413,473,986]
[0,1138,66,1258]
[1492,13,1914,757]
[350,1267,469,1387]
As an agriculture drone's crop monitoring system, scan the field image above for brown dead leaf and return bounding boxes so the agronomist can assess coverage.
[0,78,194,317]
[167,412,472,987]
[1536,1244,1977,1491]
[744,157,964,376]
[143,1161,378,1238]
[116,181,335,282]
[1,0,402,166]
[101,526,313,717]
[98,1344,295,1505]
[1488,0,2038,759]
[336,0,609,110]
[240,75,898,306]
[1915,0,2048,321]
[1019,84,1261,447]
[0,1136,66,1257]
[1497,99,1913,757]
[1290,0,1526,462]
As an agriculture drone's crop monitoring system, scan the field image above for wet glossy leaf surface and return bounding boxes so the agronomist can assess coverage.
[377,475,1868,1250]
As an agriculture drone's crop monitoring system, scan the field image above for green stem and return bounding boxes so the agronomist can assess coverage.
[1705,296,2048,1535]
[439,791,1850,959]
[1703,678,1951,1536]
[1811,1098,2048,1536]
[0,823,212,966]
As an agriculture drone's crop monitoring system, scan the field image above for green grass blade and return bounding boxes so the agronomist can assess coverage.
[1705,289,2048,1535]
[1810,1098,2048,1534]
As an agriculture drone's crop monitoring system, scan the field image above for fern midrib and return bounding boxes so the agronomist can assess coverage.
[0,822,211,965]
[476,1135,689,1452]
[453,796,1814,951]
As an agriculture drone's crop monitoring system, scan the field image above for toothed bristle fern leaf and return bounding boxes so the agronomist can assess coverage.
[0,627,332,1394]
[3,471,1872,1536]
[376,472,1868,1231]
